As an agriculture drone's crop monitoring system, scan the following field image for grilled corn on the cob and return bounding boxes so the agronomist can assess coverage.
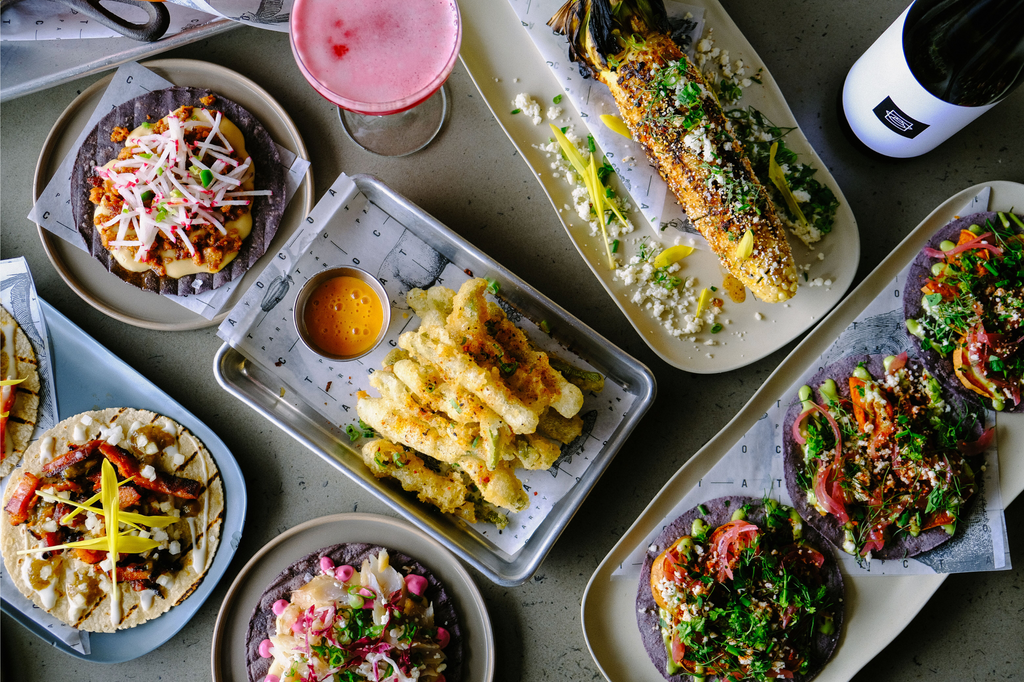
[549,0,799,302]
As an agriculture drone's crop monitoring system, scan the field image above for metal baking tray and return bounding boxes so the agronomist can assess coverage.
[214,174,656,585]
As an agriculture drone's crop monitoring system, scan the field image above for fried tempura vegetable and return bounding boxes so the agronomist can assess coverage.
[356,278,598,523]
[360,440,468,515]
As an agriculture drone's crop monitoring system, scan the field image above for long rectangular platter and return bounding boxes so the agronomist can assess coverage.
[214,174,657,586]
[458,0,860,373]
[580,181,1024,681]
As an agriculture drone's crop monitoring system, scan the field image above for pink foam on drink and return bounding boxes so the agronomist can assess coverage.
[290,0,461,115]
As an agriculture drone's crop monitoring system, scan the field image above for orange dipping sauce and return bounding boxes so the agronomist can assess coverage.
[303,275,385,357]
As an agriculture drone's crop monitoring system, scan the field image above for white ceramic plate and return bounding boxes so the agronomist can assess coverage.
[211,513,495,682]
[579,181,1024,682]
[32,58,313,331]
[458,0,860,373]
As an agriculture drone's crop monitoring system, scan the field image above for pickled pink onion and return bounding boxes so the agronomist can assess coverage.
[922,232,1002,259]
[886,351,907,374]
[958,426,995,456]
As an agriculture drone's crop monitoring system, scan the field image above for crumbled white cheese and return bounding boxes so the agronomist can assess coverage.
[141,464,157,481]
[512,93,542,125]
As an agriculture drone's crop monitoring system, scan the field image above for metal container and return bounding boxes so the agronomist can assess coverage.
[214,174,656,585]
[293,266,391,361]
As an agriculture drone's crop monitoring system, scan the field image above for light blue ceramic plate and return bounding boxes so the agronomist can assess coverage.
[0,300,247,663]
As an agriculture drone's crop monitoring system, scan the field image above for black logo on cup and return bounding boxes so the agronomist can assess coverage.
[873,96,929,138]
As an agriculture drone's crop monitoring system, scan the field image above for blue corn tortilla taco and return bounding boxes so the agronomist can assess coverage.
[903,211,1024,414]
[246,543,462,682]
[637,496,843,682]
[783,354,989,561]
[72,86,286,296]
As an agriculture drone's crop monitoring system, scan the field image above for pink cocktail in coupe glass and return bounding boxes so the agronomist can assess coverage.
[290,0,462,156]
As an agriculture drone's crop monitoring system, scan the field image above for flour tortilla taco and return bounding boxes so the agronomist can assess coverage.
[637,496,843,682]
[0,408,224,632]
[782,354,988,560]
[903,211,1024,413]
[71,86,286,296]
[246,543,462,682]
[1,305,41,478]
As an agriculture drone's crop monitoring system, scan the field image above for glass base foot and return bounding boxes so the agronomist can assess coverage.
[338,84,450,157]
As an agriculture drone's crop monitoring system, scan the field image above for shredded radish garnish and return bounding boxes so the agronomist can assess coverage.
[91,106,260,265]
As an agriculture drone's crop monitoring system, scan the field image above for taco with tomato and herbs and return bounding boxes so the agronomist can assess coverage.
[0,408,224,632]
[246,544,461,682]
[637,496,843,682]
[903,211,1023,413]
[783,354,990,561]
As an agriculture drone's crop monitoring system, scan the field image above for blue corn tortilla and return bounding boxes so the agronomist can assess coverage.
[636,496,843,682]
[71,86,286,295]
[782,354,985,560]
[903,211,1024,413]
[245,543,462,682]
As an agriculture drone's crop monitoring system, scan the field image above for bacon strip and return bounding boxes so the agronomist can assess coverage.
[98,442,201,499]
[41,440,102,477]
[3,472,40,525]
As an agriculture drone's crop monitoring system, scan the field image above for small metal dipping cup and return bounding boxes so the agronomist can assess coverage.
[294,266,391,361]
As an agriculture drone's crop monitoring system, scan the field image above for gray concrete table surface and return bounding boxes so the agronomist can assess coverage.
[1,1,1022,680]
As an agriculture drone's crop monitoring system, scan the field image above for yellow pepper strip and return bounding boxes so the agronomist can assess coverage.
[600,114,632,139]
[768,142,809,227]
[588,156,617,269]
[550,124,590,188]
[736,229,754,261]
[102,459,120,618]
[550,124,629,269]
[653,245,695,269]
[39,490,177,529]
[697,287,713,315]
[58,476,136,526]
[17,534,160,556]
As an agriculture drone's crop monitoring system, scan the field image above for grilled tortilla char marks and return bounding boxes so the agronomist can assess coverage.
[0,408,225,632]
[1,305,41,478]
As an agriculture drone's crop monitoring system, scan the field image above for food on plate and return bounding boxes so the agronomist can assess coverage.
[0,408,224,631]
[903,211,1023,412]
[783,354,990,560]
[637,496,843,681]
[246,544,461,682]
[549,0,799,303]
[1,305,41,478]
[356,278,595,526]
[71,87,286,295]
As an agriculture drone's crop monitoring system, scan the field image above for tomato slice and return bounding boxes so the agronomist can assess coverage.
[708,520,759,582]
